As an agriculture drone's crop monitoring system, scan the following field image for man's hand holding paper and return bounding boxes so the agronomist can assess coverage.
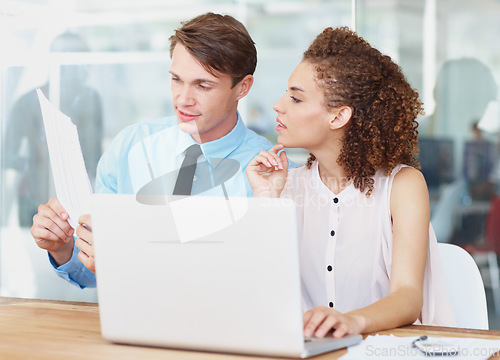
[31,90,94,270]
[35,89,93,229]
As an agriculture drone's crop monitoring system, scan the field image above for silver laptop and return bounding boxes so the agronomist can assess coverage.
[92,194,362,358]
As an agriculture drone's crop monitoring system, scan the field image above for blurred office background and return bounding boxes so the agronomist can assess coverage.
[1,0,500,325]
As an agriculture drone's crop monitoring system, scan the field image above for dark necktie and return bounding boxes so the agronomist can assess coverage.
[173,144,203,195]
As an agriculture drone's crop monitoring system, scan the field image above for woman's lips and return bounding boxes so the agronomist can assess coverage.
[276,118,287,132]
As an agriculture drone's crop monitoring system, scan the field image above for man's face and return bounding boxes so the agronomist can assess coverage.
[169,44,249,143]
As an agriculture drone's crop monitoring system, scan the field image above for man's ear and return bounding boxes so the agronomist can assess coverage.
[329,106,352,130]
[235,74,254,101]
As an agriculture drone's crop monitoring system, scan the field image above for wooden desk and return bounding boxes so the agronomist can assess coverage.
[2,297,500,360]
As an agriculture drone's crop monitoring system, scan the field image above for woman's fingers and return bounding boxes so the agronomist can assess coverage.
[304,306,331,338]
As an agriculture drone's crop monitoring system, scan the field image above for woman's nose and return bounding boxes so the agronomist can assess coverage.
[273,95,285,114]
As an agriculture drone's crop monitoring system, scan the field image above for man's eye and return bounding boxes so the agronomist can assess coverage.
[199,84,211,90]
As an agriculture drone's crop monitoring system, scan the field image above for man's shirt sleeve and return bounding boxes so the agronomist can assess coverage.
[48,244,96,288]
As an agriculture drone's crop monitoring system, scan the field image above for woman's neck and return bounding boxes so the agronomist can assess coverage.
[311,143,351,195]
[317,161,351,195]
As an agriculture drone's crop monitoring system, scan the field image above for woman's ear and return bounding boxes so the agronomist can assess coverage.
[329,106,352,130]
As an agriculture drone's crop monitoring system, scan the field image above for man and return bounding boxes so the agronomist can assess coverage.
[31,13,277,288]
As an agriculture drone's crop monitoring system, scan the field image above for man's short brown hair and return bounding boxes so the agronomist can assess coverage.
[170,12,257,87]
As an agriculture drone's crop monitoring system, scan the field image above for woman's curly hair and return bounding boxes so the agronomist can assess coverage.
[303,27,423,196]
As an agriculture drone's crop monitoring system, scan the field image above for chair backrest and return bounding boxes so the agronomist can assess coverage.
[438,243,489,329]
[486,195,500,255]
[431,180,464,243]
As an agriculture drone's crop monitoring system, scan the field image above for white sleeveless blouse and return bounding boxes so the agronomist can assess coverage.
[281,161,456,326]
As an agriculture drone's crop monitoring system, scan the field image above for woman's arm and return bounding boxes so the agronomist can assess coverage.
[303,167,430,338]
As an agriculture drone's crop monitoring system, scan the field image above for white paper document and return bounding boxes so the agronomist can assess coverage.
[340,334,500,360]
[37,89,93,229]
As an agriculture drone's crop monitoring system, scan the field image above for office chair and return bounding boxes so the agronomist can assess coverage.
[463,195,500,315]
[431,180,465,243]
[438,243,489,329]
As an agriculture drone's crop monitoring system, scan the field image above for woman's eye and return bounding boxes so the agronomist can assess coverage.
[290,96,302,103]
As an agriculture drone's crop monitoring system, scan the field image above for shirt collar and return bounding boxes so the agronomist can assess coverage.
[310,160,356,199]
[176,112,246,168]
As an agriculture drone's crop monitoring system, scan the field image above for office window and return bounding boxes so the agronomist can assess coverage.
[2,1,499,327]
[0,0,350,301]
[358,0,500,326]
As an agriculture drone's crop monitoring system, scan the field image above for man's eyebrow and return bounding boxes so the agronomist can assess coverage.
[169,71,218,85]
[290,86,305,92]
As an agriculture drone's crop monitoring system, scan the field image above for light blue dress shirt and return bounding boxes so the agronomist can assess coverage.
[50,114,277,288]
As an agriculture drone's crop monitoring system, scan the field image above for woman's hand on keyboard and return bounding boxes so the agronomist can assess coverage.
[303,306,364,338]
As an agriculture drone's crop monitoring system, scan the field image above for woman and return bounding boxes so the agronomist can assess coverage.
[246,27,455,338]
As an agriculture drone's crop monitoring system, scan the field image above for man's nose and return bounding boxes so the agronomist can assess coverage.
[177,85,195,106]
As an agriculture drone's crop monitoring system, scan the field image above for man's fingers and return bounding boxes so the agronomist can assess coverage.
[31,225,61,243]
[75,237,94,258]
[79,214,92,229]
[76,247,96,273]
[76,223,94,247]
[47,197,70,221]
[38,202,73,237]
[75,218,96,273]
[32,211,73,242]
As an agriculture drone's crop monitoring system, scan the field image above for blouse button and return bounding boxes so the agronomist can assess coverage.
[333,197,339,204]
[329,302,334,308]
[327,265,333,272]
[330,230,335,237]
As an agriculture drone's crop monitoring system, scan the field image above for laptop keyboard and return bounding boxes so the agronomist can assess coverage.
[304,337,321,343]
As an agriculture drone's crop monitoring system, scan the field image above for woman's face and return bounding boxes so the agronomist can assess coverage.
[273,61,335,150]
